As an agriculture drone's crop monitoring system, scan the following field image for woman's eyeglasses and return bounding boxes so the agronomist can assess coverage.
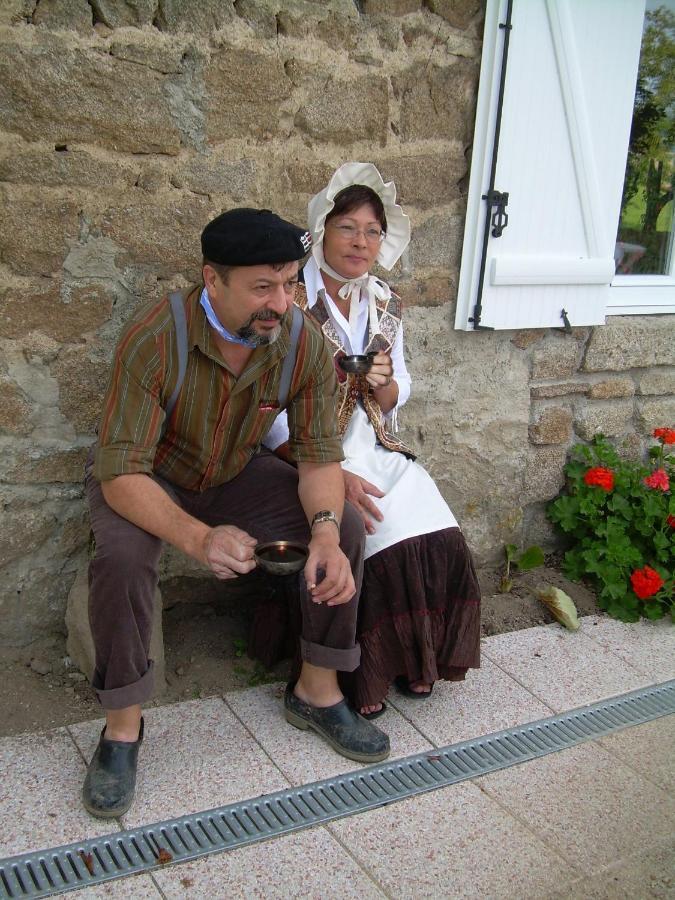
[330,223,385,243]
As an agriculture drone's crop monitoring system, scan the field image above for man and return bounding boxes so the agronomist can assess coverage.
[83,208,389,819]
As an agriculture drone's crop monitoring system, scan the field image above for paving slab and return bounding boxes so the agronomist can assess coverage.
[387,655,552,746]
[0,729,113,857]
[69,698,290,830]
[580,615,675,683]
[478,740,675,877]
[153,826,386,899]
[225,682,432,785]
[3,617,670,900]
[74,873,163,898]
[481,623,651,711]
[559,839,675,899]
[329,780,578,899]
[597,715,675,794]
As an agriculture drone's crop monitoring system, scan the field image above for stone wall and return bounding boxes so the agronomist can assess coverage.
[1,0,673,646]
[399,315,675,564]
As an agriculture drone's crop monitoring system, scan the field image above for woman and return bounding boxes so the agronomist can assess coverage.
[262,162,481,717]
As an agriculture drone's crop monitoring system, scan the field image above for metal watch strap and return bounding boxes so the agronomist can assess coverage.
[310,510,340,531]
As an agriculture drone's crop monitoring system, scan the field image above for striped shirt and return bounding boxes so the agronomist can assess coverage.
[94,285,344,489]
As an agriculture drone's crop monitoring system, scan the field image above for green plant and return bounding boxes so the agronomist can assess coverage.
[232,638,247,659]
[232,659,278,687]
[246,662,279,688]
[547,430,674,622]
[499,543,544,593]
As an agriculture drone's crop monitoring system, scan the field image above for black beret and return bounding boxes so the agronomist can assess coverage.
[201,208,312,266]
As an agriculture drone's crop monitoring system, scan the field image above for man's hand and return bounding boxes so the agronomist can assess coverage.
[202,525,257,580]
[305,526,355,607]
[343,470,384,535]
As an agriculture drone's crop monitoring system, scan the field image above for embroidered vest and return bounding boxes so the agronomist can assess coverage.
[295,283,415,460]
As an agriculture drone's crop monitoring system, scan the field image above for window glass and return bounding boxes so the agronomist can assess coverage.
[615,1,675,275]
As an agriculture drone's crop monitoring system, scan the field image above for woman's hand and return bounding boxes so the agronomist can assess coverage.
[343,469,385,535]
[365,351,393,390]
[365,351,398,414]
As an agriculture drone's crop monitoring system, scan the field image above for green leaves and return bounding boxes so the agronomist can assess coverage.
[232,638,247,658]
[562,549,586,582]
[607,494,632,518]
[505,544,545,571]
[499,543,544,592]
[547,433,674,622]
[517,546,546,570]
[548,495,581,533]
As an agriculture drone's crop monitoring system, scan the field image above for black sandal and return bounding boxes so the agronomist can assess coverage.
[360,701,387,721]
[394,676,433,700]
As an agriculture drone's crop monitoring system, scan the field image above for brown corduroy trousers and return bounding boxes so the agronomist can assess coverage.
[85,449,364,710]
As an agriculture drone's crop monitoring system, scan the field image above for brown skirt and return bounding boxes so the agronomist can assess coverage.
[248,526,481,708]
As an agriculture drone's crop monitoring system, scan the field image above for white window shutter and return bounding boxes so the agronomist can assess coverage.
[455,0,646,331]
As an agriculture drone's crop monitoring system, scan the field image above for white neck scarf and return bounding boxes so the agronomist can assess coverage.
[314,247,390,339]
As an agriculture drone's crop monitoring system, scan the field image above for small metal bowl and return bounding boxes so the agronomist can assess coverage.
[338,353,375,375]
[254,540,308,576]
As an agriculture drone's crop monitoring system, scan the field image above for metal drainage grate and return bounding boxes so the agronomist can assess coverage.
[1,679,673,898]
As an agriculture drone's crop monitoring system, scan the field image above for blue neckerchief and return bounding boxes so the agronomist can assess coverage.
[199,288,257,348]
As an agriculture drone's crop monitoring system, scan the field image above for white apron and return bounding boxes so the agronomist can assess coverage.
[342,404,458,560]
[271,260,458,560]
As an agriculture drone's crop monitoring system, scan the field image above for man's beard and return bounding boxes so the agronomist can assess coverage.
[236,309,284,347]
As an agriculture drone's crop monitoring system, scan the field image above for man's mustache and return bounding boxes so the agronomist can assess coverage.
[236,308,285,346]
[250,309,284,323]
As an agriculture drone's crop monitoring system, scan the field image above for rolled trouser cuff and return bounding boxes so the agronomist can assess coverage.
[300,638,360,672]
[93,660,155,710]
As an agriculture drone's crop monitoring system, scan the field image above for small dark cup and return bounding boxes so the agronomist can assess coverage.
[338,353,375,375]
[254,540,308,576]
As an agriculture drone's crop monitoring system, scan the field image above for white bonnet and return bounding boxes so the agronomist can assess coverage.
[307,162,411,271]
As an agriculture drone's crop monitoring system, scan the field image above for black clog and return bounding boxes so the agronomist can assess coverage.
[284,685,390,763]
[82,718,144,819]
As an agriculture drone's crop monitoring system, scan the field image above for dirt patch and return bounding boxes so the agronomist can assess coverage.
[478,559,599,636]
[0,557,600,738]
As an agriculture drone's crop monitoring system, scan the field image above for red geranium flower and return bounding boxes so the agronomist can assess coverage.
[668,515,675,528]
[644,468,670,491]
[583,467,614,491]
[630,566,664,600]
[653,427,675,445]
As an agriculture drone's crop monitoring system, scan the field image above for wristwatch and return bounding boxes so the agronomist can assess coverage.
[310,510,340,532]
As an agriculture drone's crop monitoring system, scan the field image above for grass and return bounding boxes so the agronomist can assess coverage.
[617,183,673,274]
[620,187,673,232]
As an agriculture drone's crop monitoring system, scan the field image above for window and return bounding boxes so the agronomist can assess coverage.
[456,0,673,331]
[609,0,675,312]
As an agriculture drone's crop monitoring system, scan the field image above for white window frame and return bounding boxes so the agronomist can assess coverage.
[608,277,675,314]
[608,262,675,315]
[604,0,675,315]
